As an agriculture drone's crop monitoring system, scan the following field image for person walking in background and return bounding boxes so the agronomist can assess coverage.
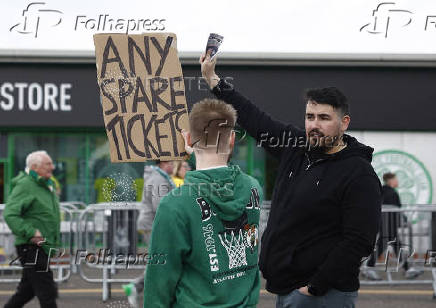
[171,160,191,187]
[3,150,60,308]
[364,172,423,280]
[123,160,175,307]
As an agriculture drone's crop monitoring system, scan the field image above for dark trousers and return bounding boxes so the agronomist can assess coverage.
[367,212,409,270]
[276,289,357,308]
[4,245,58,308]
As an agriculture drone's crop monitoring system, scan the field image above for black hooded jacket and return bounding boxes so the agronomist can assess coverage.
[382,185,401,207]
[212,81,382,295]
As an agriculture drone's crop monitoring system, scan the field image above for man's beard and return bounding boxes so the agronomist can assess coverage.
[307,129,342,152]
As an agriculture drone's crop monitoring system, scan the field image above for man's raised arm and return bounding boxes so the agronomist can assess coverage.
[200,52,303,159]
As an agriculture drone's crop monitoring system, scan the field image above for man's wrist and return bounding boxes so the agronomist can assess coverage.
[205,74,220,89]
[211,78,234,97]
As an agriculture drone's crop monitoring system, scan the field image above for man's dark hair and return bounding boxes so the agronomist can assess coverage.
[305,87,349,116]
[383,172,396,183]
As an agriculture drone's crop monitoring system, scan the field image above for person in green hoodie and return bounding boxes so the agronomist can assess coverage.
[143,99,263,307]
[3,150,60,308]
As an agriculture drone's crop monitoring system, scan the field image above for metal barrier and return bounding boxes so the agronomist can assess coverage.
[1,200,435,300]
[358,205,436,297]
[259,201,271,254]
[77,202,143,301]
[0,201,143,301]
[0,202,78,283]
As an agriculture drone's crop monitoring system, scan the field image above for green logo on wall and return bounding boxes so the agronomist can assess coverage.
[372,150,433,204]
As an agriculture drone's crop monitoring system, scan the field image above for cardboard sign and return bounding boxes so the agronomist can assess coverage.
[94,33,189,162]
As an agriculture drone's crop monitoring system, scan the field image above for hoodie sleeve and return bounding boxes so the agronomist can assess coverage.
[4,183,37,241]
[308,175,382,294]
[212,80,302,159]
[143,195,191,308]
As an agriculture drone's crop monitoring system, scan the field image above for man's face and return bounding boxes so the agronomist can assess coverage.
[305,101,348,150]
[178,162,191,179]
[388,177,399,188]
[160,161,174,175]
[33,154,55,179]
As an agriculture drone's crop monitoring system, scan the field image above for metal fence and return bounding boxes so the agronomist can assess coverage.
[76,202,143,301]
[359,205,436,297]
[1,201,435,300]
[0,202,84,283]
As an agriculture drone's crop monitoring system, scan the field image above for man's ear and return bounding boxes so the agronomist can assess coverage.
[341,115,351,132]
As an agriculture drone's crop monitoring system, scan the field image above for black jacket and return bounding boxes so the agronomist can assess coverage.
[213,81,382,295]
[382,185,401,207]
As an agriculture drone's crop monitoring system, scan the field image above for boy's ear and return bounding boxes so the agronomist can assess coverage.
[181,129,191,145]
[181,129,194,155]
[186,131,192,146]
[230,130,236,147]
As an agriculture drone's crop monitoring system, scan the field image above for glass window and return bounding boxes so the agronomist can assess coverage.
[0,163,4,203]
[88,135,146,204]
[9,131,268,203]
[0,133,7,157]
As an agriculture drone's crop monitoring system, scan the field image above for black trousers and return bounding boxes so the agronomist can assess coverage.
[4,245,58,308]
[367,212,409,270]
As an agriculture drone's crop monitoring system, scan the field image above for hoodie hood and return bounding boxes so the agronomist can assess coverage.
[302,134,375,187]
[307,134,374,163]
[184,165,253,221]
[337,134,374,162]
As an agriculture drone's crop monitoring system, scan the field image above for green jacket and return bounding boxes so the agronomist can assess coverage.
[144,165,263,308]
[4,171,61,255]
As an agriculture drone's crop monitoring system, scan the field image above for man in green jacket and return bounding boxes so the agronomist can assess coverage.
[143,99,263,307]
[3,150,60,308]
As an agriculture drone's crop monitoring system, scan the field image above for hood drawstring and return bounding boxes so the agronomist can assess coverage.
[287,134,373,186]
[305,151,332,187]
[315,163,331,187]
[288,148,306,179]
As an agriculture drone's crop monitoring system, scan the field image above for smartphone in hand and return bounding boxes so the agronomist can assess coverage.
[205,33,223,59]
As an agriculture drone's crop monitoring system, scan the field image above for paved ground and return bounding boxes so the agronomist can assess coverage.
[0,268,435,307]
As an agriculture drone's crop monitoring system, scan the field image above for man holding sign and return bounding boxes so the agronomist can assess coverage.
[200,51,381,308]
[143,99,263,307]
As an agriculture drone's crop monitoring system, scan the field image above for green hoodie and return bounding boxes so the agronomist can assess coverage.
[3,171,61,256]
[143,165,263,308]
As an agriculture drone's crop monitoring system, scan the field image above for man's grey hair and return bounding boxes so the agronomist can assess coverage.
[26,150,49,169]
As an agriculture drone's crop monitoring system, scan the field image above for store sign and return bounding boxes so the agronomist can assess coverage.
[94,33,189,162]
[0,82,72,112]
[0,63,102,127]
